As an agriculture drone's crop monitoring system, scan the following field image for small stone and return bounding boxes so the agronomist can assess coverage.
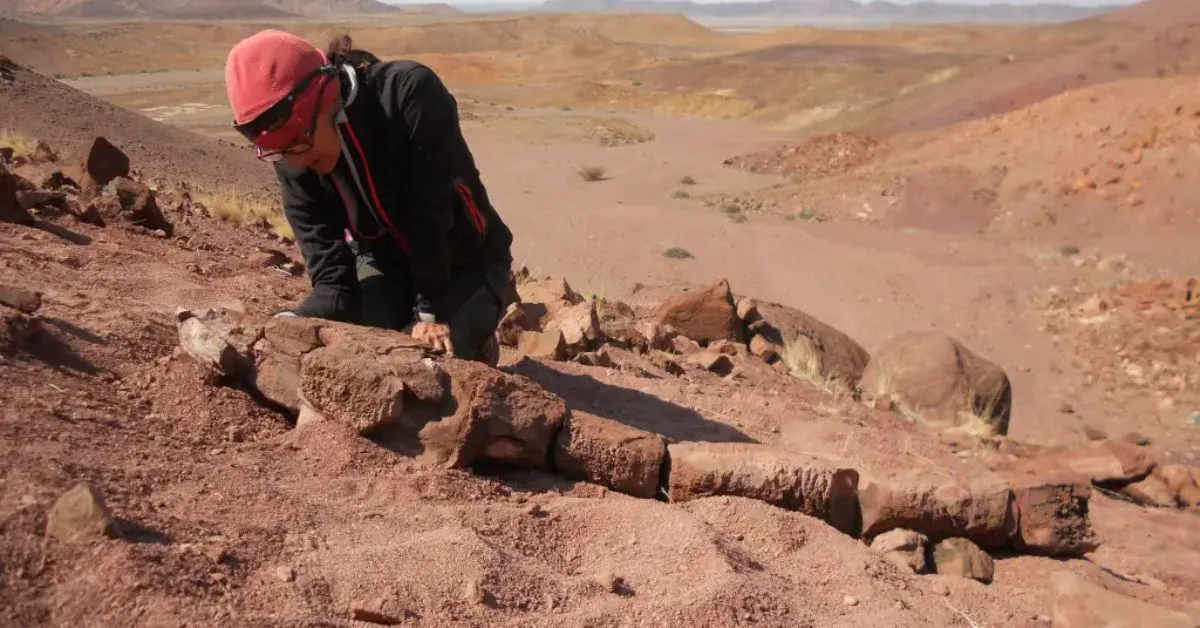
[688,350,735,376]
[870,528,930,574]
[349,596,406,626]
[274,565,296,582]
[1082,424,1107,441]
[843,595,859,607]
[464,578,486,605]
[932,538,994,583]
[0,284,42,314]
[593,569,621,593]
[46,482,117,543]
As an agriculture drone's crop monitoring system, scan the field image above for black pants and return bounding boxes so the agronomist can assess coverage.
[353,249,511,366]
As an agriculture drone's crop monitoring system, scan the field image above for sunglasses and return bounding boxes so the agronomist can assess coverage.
[231,66,336,163]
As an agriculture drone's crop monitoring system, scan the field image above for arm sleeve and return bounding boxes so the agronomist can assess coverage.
[386,65,460,318]
[275,165,360,322]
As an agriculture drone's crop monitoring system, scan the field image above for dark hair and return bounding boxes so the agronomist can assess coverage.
[326,34,381,69]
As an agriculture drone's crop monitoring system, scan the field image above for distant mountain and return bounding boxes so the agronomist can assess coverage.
[0,0,294,18]
[532,0,1116,23]
[0,0,458,18]
[267,0,459,15]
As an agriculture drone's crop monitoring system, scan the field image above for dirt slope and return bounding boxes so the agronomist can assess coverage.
[0,13,716,79]
[0,57,276,199]
[2,141,1199,627]
[856,0,1200,136]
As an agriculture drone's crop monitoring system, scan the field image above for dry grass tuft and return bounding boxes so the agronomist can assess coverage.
[662,246,693,260]
[0,128,40,157]
[588,117,655,147]
[579,166,608,182]
[190,185,293,239]
[780,335,841,395]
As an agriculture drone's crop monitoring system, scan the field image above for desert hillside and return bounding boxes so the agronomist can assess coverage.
[1,1,1199,626]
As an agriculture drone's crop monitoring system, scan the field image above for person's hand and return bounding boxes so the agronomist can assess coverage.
[412,321,454,355]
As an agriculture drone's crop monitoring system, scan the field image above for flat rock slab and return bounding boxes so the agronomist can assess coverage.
[651,279,742,344]
[667,442,860,535]
[1014,439,1156,488]
[553,411,667,499]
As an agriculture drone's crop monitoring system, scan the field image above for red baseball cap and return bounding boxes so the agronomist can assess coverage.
[225,29,326,125]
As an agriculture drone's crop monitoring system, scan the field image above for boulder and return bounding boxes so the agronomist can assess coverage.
[594,298,640,345]
[1050,571,1199,628]
[667,442,860,535]
[517,329,567,361]
[516,275,584,328]
[80,136,131,193]
[651,279,742,344]
[870,528,930,574]
[553,411,667,498]
[857,472,1018,549]
[746,300,869,389]
[860,331,1012,436]
[101,177,172,235]
[932,538,994,583]
[544,301,601,354]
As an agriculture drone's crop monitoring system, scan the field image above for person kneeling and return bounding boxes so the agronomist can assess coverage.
[224,31,515,366]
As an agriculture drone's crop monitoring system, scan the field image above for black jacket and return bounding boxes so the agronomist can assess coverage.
[274,59,513,323]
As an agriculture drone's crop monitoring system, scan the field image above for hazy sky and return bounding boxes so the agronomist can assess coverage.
[383,0,1131,6]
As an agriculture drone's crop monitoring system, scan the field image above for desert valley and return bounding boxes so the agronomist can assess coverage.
[1,0,1199,625]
